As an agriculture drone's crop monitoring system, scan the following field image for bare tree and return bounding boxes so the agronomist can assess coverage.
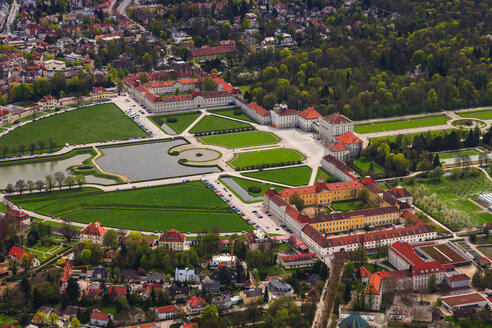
[35,180,45,192]
[64,176,75,189]
[15,180,26,195]
[1,145,9,158]
[37,140,45,152]
[18,144,25,154]
[45,175,55,191]
[5,183,14,194]
[29,143,36,154]
[27,180,35,194]
[54,171,65,190]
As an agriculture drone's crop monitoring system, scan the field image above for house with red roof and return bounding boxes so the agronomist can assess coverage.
[444,273,471,295]
[279,253,318,269]
[80,222,107,244]
[38,95,57,110]
[236,99,271,125]
[190,43,238,61]
[385,186,413,205]
[186,296,207,314]
[91,87,107,100]
[159,229,186,251]
[6,210,30,226]
[298,107,322,131]
[324,141,350,161]
[109,285,128,301]
[271,104,299,128]
[90,310,113,326]
[8,245,40,268]
[155,304,178,320]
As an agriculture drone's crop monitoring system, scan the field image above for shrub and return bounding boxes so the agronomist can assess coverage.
[234,109,242,115]
[166,117,177,123]
[248,186,261,193]
[169,151,179,156]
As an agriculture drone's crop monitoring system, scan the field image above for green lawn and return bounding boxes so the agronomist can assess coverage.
[241,166,312,186]
[189,115,252,134]
[315,168,339,183]
[199,131,278,148]
[352,157,385,173]
[354,115,449,134]
[0,203,8,212]
[0,103,147,155]
[458,109,492,120]
[100,306,117,316]
[437,149,480,159]
[412,173,492,226]
[8,182,250,232]
[209,108,256,123]
[229,149,304,169]
[370,129,457,143]
[149,112,201,134]
[331,200,370,211]
[238,85,250,94]
[229,176,285,196]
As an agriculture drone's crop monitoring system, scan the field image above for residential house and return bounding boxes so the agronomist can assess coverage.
[268,279,292,296]
[209,267,237,285]
[212,295,231,310]
[37,95,57,110]
[91,265,108,280]
[90,310,113,327]
[141,283,162,299]
[167,283,190,300]
[129,307,146,323]
[186,296,207,315]
[159,229,186,251]
[87,282,102,297]
[175,268,200,284]
[156,304,178,320]
[8,245,40,267]
[80,222,107,244]
[239,288,263,305]
[109,285,128,301]
[62,306,86,321]
[202,279,220,294]
[91,86,107,100]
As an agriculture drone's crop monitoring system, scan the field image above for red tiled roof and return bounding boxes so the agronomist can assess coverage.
[248,102,270,117]
[190,45,237,57]
[336,131,361,144]
[144,78,199,89]
[312,205,399,224]
[390,241,444,276]
[367,272,382,295]
[156,304,177,314]
[159,229,185,242]
[323,113,351,124]
[109,286,127,296]
[387,186,412,199]
[91,86,106,93]
[299,107,321,120]
[187,296,207,308]
[281,253,317,263]
[7,210,29,221]
[273,107,298,116]
[182,324,198,328]
[325,141,348,152]
[39,95,54,102]
[81,222,107,237]
[90,310,110,320]
[358,267,371,277]
[360,177,375,185]
[447,274,470,282]
[278,179,362,198]
[8,246,30,260]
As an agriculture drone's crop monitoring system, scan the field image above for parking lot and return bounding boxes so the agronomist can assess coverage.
[113,96,166,138]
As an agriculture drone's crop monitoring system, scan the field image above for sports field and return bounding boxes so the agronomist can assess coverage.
[458,109,492,120]
[149,112,201,134]
[199,131,278,148]
[0,103,147,155]
[229,149,304,169]
[209,108,255,123]
[419,244,467,265]
[189,115,252,134]
[437,149,480,159]
[241,166,312,186]
[354,115,449,134]
[8,182,250,232]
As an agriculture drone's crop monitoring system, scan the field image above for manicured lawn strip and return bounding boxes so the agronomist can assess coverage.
[230,176,285,196]
[369,129,456,142]
[241,166,312,186]
[190,115,252,134]
[331,200,368,212]
[437,149,480,159]
[229,149,304,169]
[315,167,339,183]
[100,306,117,316]
[354,115,449,134]
[415,173,492,226]
[33,218,83,230]
[67,99,110,107]
[238,85,250,94]
[9,182,250,232]
[209,109,255,123]
[458,109,492,120]
[199,131,278,148]
[149,112,201,134]
[0,103,147,155]
[352,157,384,173]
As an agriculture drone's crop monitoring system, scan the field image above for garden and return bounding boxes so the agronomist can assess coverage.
[352,157,385,173]
[209,108,255,123]
[8,182,251,232]
[189,115,253,134]
[354,114,449,134]
[0,103,147,156]
[315,168,339,183]
[199,131,278,148]
[241,166,312,186]
[458,109,492,120]
[149,111,201,134]
[229,149,304,170]
[221,176,285,198]
[437,149,480,159]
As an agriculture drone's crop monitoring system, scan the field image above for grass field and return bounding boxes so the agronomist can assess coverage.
[370,129,457,143]
[199,131,278,148]
[149,112,201,134]
[355,115,449,134]
[189,115,252,134]
[437,149,480,159]
[352,157,385,173]
[8,182,250,232]
[230,176,285,196]
[414,173,492,226]
[315,168,339,183]
[209,108,256,123]
[241,166,312,186]
[0,103,147,154]
[229,149,304,168]
[331,200,371,211]
[458,109,492,120]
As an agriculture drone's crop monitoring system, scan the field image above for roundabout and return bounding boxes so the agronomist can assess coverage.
[451,118,487,129]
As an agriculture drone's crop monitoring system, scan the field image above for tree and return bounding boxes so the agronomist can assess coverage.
[264,286,269,302]
[48,312,59,326]
[45,175,55,191]
[35,180,45,192]
[202,77,217,92]
[18,143,26,154]
[428,167,444,180]
[288,193,305,211]
[27,180,35,194]
[20,252,31,270]
[433,154,441,168]
[103,229,119,249]
[54,171,65,190]
[15,179,26,195]
[1,145,9,158]
[64,175,75,189]
[469,233,477,244]
[75,175,86,188]
[201,304,218,322]
[37,140,45,152]
[66,278,80,304]
[5,183,14,194]
[70,317,81,328]
[81,249,91,265]
[61,219,78,242]
[49,137,56,152]
[428,273,437,293]
[29,143,36,154]
[357,188,370,203]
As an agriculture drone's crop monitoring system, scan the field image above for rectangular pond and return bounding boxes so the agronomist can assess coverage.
[96,140,221,181]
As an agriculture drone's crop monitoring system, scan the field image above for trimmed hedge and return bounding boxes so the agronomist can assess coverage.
[234,160,303,171]
[194,126,255,136]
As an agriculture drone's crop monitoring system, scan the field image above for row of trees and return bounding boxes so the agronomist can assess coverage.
[5,173,87,194]
[1,137,58,158]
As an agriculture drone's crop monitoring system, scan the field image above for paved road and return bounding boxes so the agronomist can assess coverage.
[5,0,18,33]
